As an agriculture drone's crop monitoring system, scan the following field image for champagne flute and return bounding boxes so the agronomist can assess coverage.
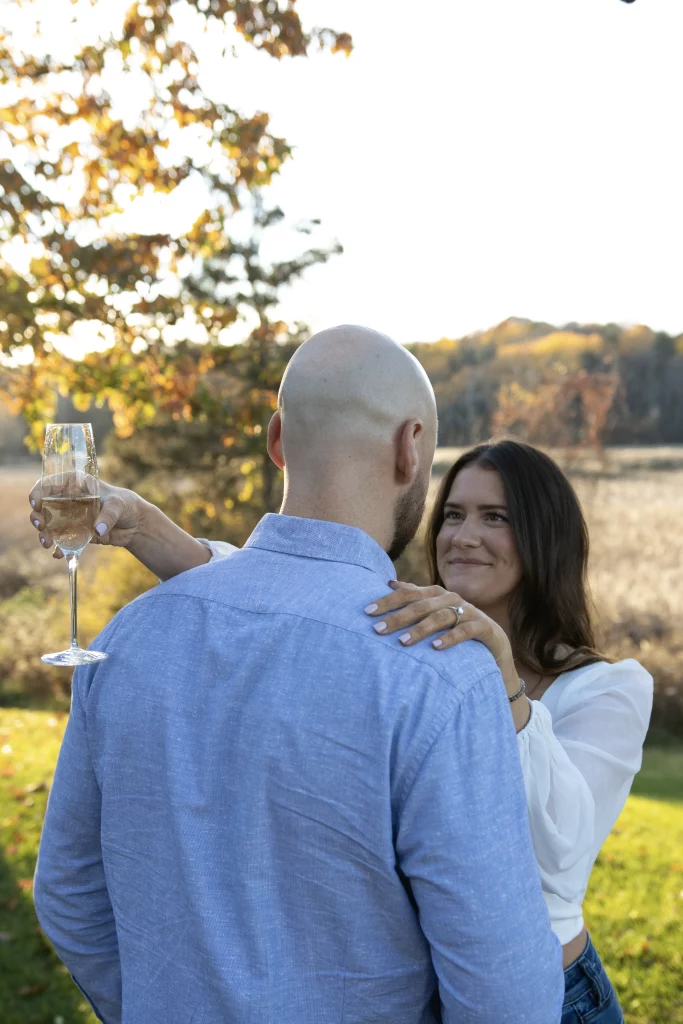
[40,423,109,666]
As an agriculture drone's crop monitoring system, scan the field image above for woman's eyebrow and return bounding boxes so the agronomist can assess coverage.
[443,501,508,511]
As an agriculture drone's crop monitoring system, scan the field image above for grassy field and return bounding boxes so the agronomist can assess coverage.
[0,709,681,1023]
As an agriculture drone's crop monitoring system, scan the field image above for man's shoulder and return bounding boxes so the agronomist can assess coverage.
[388,633,501,700]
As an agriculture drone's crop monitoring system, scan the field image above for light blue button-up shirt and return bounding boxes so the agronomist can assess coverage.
[35,514,563,1023]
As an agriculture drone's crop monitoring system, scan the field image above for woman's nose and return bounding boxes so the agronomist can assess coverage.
[452,520,482,548]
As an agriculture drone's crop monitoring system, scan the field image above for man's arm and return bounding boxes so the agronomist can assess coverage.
[34,665,122,1024]
[395,670,564,1024]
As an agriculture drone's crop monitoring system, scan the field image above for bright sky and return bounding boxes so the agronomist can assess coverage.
[2,0,683,346]
[248,0,683,342]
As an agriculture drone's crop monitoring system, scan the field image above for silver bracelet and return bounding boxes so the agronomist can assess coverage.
[508,678,526,703]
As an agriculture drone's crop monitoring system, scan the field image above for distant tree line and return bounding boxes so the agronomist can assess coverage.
[4,316,682,468]
[408,318,683,448]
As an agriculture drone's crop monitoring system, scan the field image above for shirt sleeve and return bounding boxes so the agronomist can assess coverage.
[517,660,654,904]
[196,538,239,561]
[395,672,564,1024]
[34,665,122,1024]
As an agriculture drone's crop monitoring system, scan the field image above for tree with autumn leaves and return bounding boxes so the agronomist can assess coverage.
[0,0,351,540]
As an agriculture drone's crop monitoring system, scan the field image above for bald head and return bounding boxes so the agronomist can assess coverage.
[270,325,438,559]
[278,324,436,460]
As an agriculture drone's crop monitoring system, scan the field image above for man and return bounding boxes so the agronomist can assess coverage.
[34,325,564,1022]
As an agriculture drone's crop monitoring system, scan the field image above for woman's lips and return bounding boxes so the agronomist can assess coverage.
[447,560,491,567]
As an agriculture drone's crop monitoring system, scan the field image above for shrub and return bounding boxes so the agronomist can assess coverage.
[0,549,156,708]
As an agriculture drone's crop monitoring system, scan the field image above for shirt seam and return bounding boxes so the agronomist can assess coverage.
[395,669,508,811]
[75,609,132,782]
[245,538,393,579]
[117,589,484,693]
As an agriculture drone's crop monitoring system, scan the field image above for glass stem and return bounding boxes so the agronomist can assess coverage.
[68,553,80,650]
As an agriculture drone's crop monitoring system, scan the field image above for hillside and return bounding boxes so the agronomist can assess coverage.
[408,317,683,448]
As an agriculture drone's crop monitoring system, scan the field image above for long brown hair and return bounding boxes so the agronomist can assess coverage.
[426,440,607,676]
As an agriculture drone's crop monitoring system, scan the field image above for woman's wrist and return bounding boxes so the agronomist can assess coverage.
[510,694,532,733]
[498,655,521,699]
[497,656,532,732]
[128,499,211,581]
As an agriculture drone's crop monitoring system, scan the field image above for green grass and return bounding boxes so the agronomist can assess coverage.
[0,709,97,1024]
[1,709,682,1024]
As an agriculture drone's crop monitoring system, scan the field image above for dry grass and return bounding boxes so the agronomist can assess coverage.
[574,460,683,739]
[578,470,683,622]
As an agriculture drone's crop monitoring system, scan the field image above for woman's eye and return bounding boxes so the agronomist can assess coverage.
[444,510,463,522]
[486,513,508,523]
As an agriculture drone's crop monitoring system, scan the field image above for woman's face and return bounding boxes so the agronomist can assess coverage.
[436,464,523,614]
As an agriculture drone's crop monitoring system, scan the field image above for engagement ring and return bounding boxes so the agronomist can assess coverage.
[447,605,465,627]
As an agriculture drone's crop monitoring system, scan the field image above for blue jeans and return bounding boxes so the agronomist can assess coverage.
[561,932,624,1024]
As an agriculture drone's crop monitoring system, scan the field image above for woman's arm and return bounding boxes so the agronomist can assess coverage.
[126,501,213,580]
[29,480,236,581]
[516,660,653,901]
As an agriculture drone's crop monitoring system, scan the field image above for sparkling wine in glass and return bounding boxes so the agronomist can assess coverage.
[40,423,109,666]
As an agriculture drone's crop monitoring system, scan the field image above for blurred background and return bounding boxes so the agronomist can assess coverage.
[1,2,682,1022]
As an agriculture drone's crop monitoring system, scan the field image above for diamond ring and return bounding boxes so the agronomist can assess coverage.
[447,605,465,628]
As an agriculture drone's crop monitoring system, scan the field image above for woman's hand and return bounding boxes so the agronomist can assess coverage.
[28,479,211,581]
[365,582,519,694]
[29,479,147,559]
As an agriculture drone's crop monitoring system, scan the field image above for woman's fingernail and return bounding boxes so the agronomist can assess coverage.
[433,639,443,648]
[365,603,378,614]
[373,622,387,633]
[95,522,107,536]
[40,536,46,545]
[388,580,398,586]
[30,498,36,507]
[399,633,412,645]
[33,519,40,528]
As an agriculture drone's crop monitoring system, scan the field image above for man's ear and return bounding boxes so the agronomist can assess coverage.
[395,418,423,486]
[267,411,284,470]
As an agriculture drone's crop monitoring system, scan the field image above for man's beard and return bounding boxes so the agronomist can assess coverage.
[387,474,429,563]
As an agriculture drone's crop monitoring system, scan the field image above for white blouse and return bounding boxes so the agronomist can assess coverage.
[198,540,654,945]
[520,658,653,943]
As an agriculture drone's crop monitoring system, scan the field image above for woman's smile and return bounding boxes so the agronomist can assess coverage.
[447,557,492,567]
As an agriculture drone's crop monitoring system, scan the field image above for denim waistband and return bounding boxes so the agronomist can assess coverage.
[563,932,610,1003]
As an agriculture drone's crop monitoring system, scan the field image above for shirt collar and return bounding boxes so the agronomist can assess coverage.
[244,513,396,581]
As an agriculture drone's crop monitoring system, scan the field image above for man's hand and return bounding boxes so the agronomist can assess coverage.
[29,479,147,559]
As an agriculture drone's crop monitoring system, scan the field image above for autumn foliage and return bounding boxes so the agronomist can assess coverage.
[410,318,683,451]
[0,0,350,447]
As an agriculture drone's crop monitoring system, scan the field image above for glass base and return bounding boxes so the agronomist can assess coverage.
[41,647,109,666]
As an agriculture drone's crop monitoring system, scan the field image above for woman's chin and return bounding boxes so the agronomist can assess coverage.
[440,574,481,605]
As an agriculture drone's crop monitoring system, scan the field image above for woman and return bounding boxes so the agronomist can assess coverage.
[362,441,653,1024]
[29,439,653,1024]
